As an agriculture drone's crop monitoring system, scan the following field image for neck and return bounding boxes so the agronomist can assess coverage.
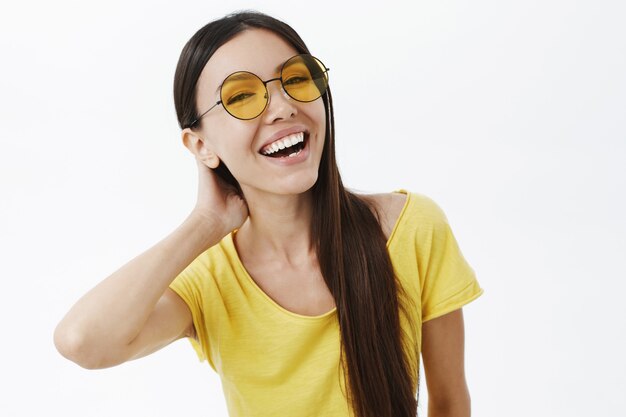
[236,187,316,267]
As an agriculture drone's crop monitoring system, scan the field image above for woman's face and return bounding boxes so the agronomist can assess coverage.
[184,28,327,197]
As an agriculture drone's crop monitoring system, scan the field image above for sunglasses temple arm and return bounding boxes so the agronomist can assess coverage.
[190,101,221,127]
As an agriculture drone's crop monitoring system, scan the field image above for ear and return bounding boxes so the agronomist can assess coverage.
[181,127,221,168]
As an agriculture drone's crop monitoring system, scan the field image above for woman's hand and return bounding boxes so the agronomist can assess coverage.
[191,158,249,238]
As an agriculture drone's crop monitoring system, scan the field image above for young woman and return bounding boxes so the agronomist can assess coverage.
[54,10,484,417]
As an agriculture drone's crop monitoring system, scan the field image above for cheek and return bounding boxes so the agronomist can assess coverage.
[311,100,326,131]
[211,122,258,158]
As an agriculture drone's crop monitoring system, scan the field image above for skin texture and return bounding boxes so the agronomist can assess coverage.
[422,309,471,416]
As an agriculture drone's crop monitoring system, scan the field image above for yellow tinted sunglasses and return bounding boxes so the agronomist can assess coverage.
[189,54,329,125]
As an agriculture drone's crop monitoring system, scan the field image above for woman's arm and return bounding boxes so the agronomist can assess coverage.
[53,212,223,369]
[421,308,471,417]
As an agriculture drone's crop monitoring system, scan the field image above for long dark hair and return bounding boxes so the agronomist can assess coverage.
[173,10,420,417]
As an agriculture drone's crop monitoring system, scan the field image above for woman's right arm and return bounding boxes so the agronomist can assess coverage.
[54,157,249,369]
[53,211,225,369]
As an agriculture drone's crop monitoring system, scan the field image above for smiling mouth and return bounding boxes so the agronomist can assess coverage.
[259,132,309,158]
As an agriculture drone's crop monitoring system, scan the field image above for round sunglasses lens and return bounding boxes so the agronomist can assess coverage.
[220,72,267,119]
[281,55,329,102]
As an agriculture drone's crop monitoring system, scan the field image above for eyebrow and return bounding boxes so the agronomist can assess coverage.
[214,59,286,94]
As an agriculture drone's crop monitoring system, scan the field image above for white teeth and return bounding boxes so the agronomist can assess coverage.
[261,131,305,156]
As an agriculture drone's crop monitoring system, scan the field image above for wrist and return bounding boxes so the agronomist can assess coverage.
[184,210,228,249]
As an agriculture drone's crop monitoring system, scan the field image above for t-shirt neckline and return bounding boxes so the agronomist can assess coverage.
[226,189,411,321]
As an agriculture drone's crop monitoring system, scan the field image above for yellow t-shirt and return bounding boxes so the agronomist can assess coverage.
[168,189,484,416]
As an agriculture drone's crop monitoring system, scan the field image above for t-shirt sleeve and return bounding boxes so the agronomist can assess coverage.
[168,253,211,364]
[414,194,484,322]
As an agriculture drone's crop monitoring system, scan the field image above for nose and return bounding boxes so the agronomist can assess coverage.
[263,78,298,120]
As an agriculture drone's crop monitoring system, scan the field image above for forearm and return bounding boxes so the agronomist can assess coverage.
[427,396,471,417]
[54,212,223,362]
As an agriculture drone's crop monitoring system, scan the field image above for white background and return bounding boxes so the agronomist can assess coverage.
[1,1,625,416]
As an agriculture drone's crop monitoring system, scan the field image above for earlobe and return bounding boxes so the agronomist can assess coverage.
[203,152,220,169]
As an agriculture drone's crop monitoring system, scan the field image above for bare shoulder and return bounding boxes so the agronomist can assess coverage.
[358,192,408,241]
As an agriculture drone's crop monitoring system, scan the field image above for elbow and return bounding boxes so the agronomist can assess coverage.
[53,325,105,370]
